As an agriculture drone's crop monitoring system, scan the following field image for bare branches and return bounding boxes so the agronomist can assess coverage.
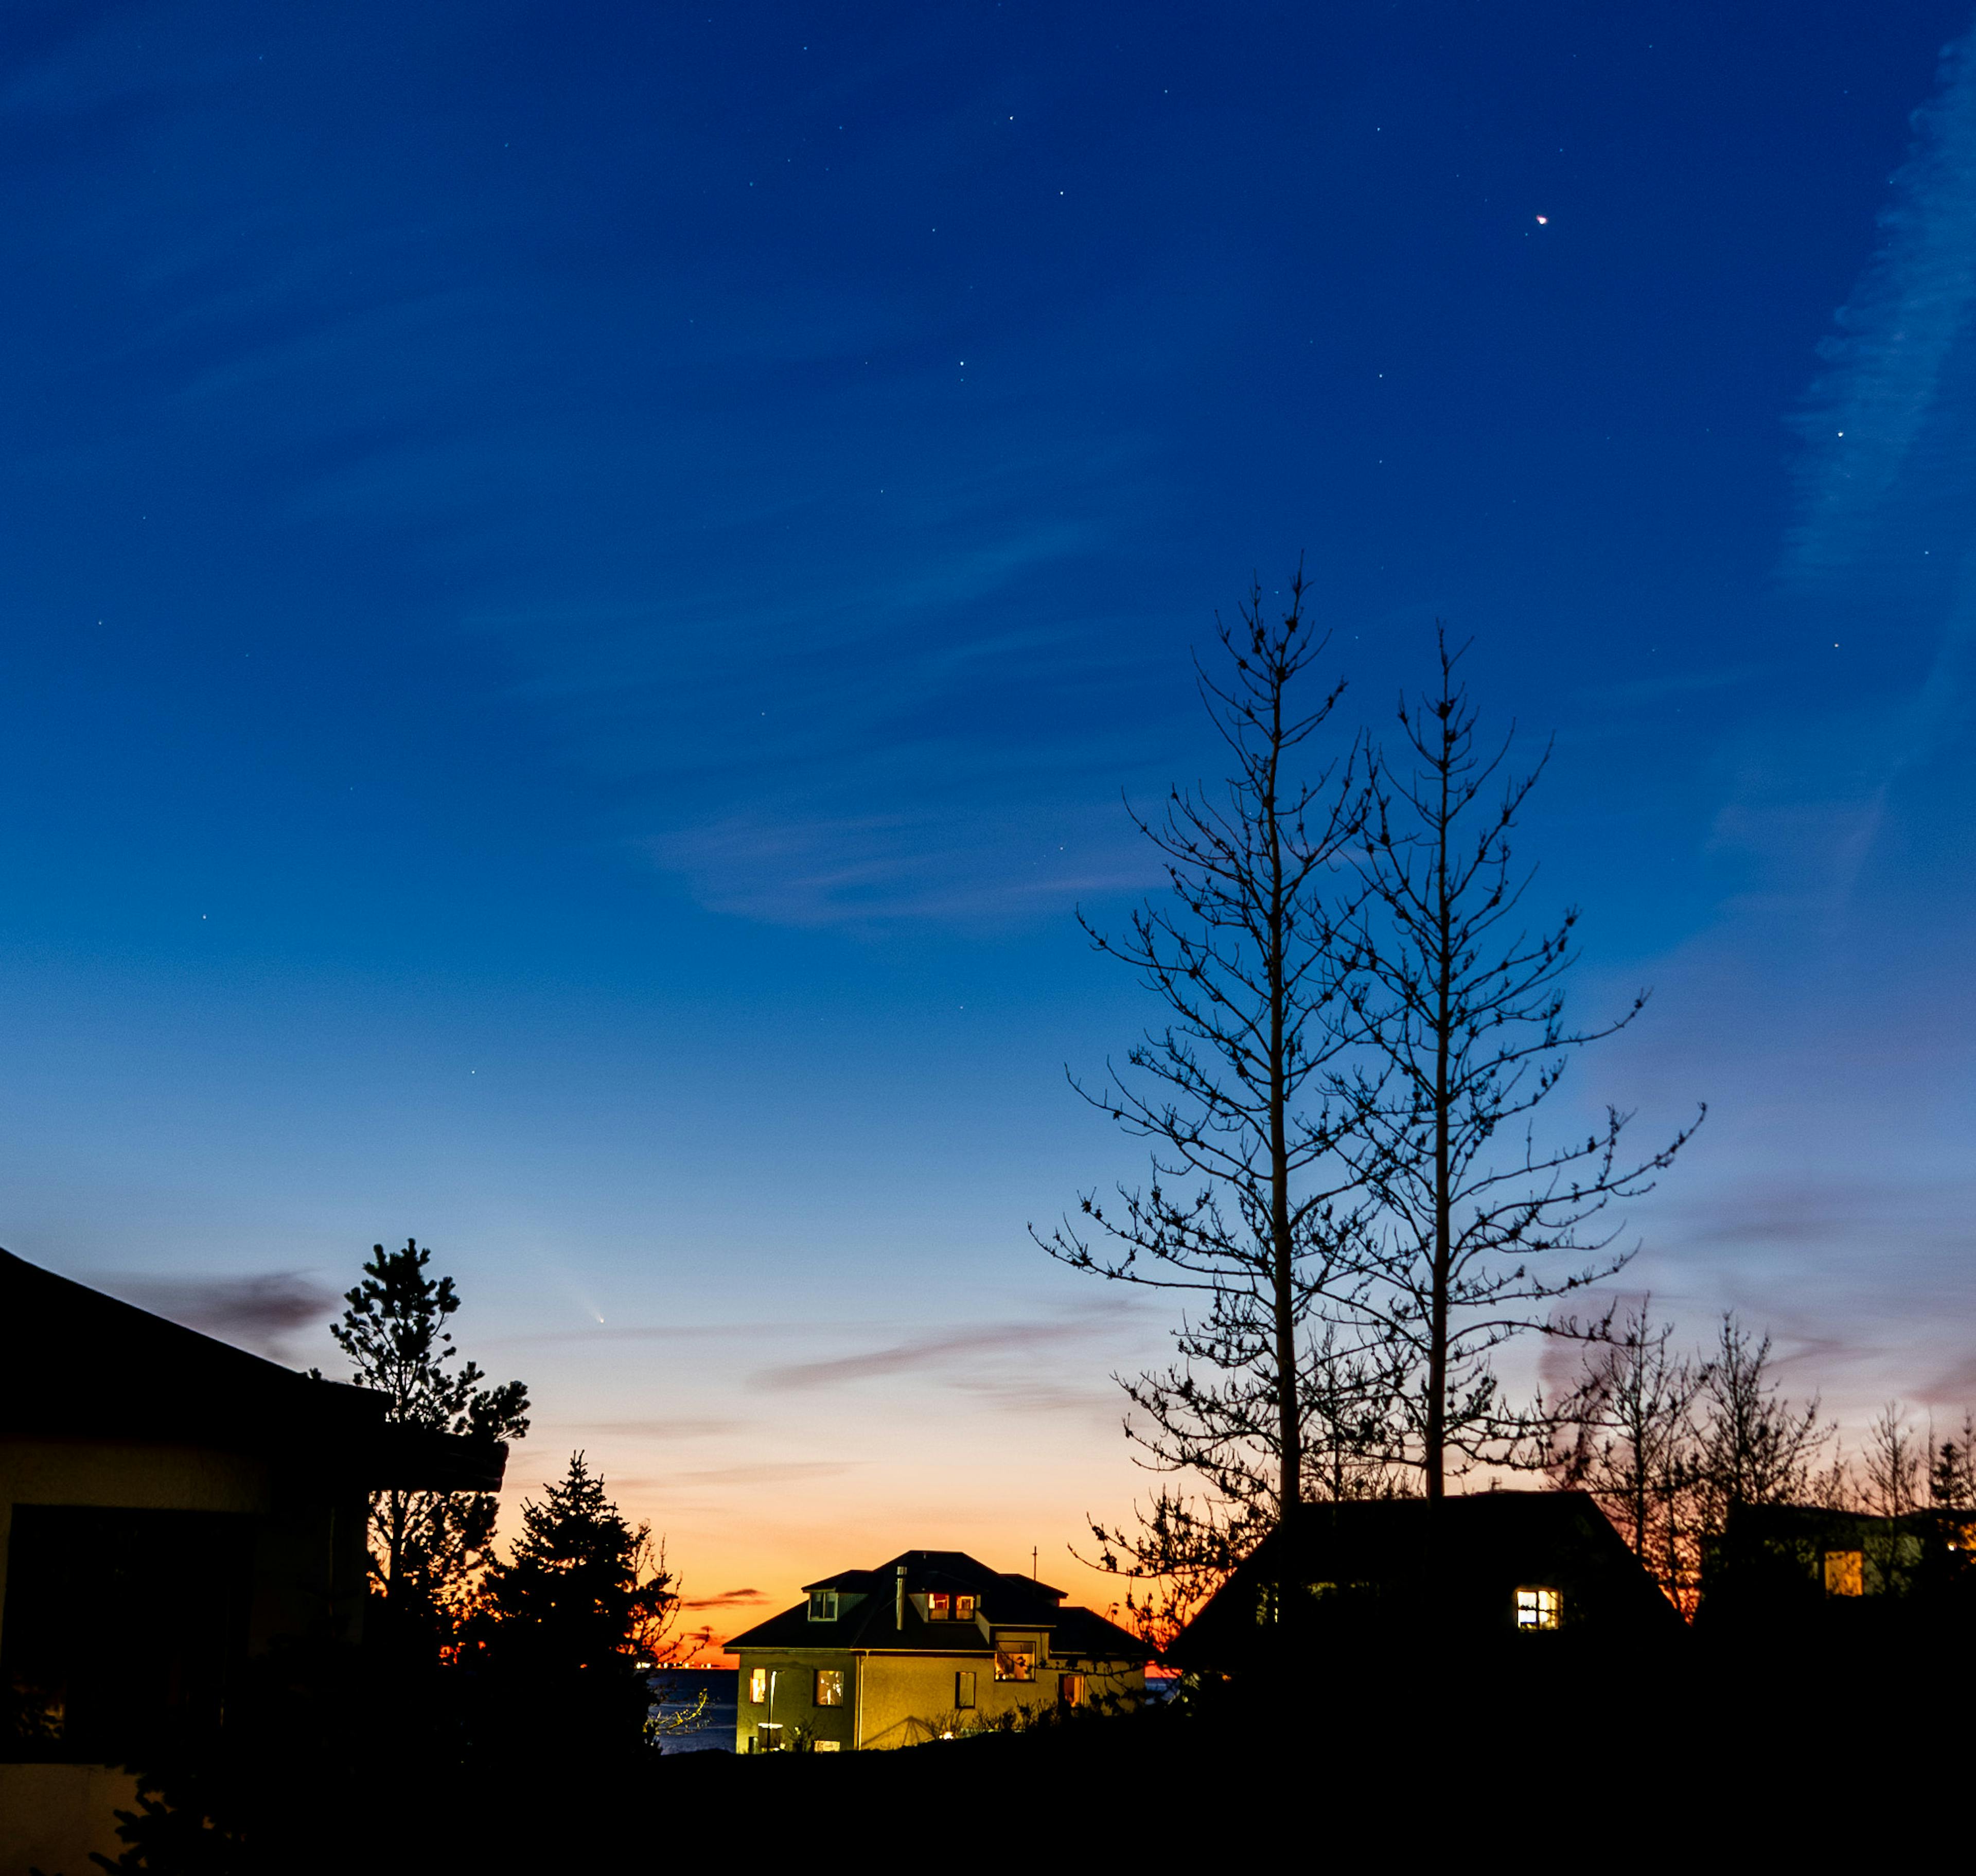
[1033,566,1374,1537]
[1338,628,1702,1493]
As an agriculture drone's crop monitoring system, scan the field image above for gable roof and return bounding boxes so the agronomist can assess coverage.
[1170,1490,1682,1666]
[0,1248,506,1491]
[728,1548,1151,1661]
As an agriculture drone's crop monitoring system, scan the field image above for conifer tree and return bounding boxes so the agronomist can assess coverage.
[329,1239,530,1638]
[472,1453,684,1751]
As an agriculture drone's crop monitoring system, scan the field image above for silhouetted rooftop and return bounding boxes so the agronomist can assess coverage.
[0,1247,505,1491]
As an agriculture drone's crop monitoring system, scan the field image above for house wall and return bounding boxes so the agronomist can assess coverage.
[732,1646,1146,1751]
[0,1437,371,1876]
[0,1764,140,1873]
[0,1438,273,1660]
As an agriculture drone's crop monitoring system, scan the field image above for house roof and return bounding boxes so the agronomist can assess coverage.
[728,1548,1152,1662]
[1170,1489,1682,1666]
[0,1248,506,1492]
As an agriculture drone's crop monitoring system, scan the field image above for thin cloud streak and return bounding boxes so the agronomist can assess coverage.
[92,1269,337,1361]
[1787,20,1976,581]
[753,1311,1130,1393]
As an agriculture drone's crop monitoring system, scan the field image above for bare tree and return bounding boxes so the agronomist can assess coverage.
[1550,1300,1703,1612]
[1863,1401,1924,1519]
[1337,633,1701,1498]
[1692,1316,1832,1532]
[1034,569,1385,1621]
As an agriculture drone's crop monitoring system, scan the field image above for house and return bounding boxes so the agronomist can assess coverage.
[1168,1490,1684,1675]
[1700,1502,1976,1638]
[0,1248,506,1873]
[724,1549,1151,1750]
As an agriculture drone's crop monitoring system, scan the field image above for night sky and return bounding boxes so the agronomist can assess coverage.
[5,1,1975,1640]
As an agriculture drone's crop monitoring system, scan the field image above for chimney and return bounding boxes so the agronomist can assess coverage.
[895,1563,908,1631]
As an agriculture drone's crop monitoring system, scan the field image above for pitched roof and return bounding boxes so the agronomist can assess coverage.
[1170,1489,1682,1666]
[728,1548,1151,1661]
[0,1247,506,1491]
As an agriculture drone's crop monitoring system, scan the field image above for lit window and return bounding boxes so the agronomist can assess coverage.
[807,1588,839,1621]
[994,1645,1035,1682]
[955,1670,976,1709]
[955,1594,976,1620]
[813,1739,841,1751]
[748,1668,767,1704]
[927,1591,951,1619]
[1825,1550,1864,1597]
[814,1669,844,1707]
[1514,1587,1561,1630]
[1060,1672,1085,1708]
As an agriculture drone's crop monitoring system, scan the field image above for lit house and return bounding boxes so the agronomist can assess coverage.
[1169,1490,1684,1674]
[0,1249,507,1873]
[1700,1502,1976,1636]
[725,1549,1151,1750]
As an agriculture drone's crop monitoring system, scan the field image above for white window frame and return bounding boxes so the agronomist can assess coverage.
[1514,1586,1561,1630]
[807,1588,839,1621]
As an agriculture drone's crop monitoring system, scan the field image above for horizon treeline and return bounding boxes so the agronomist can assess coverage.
[1549,1300,1976,1617]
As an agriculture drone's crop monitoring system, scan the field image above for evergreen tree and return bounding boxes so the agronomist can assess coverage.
[471,1453,683,1753]
[329,1240,530,1641]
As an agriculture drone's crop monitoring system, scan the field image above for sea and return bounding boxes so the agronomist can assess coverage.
[647,1667,738,1753]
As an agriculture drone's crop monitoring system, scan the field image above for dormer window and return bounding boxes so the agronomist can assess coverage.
[955,1595,976,1620]
[1514,1586,1561,1631]
[808,1589,839,1621]
[928,1592,951,1619]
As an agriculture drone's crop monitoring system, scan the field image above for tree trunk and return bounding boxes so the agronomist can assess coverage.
[1265,691,1301,1623]
[1424,734,1454,1505]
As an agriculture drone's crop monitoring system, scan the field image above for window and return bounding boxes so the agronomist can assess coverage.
[955,1670,977,1709]
[1060,1673,1085,1709]
[927,1591,951,1619]
[813,1739,841,1751]
[807,1588,839,1621]
[955,1594,976,1620]
[0,1506,254,1761]
[1825,1550,1864,1597]
[814,1669,844,1707]
[994,1644,1035,1682]
[748,1668,767,1704]
[1514,1587,1561,1631]
[753,1722,783,1752]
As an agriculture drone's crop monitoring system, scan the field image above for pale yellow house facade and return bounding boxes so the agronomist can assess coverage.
[727,1549,1150,1751]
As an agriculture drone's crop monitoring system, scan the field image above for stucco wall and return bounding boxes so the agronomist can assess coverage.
[0,1763,139,1874]
[0,1438,272,1660]
[733,1647,1146,1751]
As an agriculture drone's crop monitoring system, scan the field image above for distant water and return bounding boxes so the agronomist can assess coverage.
[647,1666,1175,1751]
[648,1667,737,1753]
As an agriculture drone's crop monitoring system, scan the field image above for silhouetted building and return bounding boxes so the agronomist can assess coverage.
[1701,1502,1976,1640]
[0,1248,504,1872]
[726,1549,1151,1749]
[1170,1490,1683,1675]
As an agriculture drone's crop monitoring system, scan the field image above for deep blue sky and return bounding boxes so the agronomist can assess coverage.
[5,0,1975,1619]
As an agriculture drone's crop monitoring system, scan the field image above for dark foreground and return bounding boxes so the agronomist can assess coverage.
[55,1638,1964,1874]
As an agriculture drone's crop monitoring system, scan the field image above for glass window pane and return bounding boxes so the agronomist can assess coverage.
[955,1670,976,1709]
[814,1669,844,1707]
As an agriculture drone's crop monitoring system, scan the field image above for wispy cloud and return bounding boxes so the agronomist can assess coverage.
[554,1417,747,1440]
[680,1587,770,1610]
[754,1309,1130,1393]
[674,1461,861,1485]
[1787,23,1976,582]
[94,1269,336,1361]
